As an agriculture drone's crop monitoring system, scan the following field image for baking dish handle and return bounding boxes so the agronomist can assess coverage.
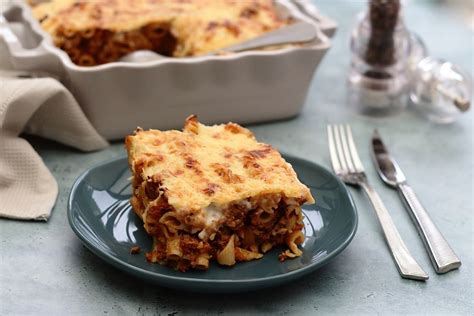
[289,0,337,37]
[0,14,59,73]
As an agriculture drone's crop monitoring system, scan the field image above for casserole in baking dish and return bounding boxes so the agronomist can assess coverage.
[30,0,291,66]
[0,0,336,140]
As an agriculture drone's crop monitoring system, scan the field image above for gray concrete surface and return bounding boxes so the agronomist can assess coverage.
[1,1,473,315]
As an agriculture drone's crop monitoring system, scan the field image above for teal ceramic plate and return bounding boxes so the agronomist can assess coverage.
[68,154,357,293]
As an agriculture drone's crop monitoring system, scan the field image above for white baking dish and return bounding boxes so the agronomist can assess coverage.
[0,0,335,140]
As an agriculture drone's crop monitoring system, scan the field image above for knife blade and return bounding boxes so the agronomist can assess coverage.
[371,129,461,274]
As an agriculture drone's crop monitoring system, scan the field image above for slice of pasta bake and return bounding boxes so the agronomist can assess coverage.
[125,115,314,271]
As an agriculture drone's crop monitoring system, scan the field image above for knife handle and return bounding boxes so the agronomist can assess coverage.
[398,183,461,273]
[360,182,428,281]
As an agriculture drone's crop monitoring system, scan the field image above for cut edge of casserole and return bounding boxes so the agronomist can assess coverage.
[30,0,291,66]
[125,115,314,271]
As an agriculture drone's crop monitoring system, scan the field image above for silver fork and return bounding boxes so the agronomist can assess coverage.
[327,125,429,281]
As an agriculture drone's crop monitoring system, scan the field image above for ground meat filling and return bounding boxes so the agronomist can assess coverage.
[144,195,303,271]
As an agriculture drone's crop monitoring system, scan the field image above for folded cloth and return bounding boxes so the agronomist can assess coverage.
[0,71,108,221]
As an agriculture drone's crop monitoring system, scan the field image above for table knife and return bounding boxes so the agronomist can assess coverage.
[371,129,461,273]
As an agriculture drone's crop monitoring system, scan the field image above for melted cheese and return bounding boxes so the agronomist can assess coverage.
[203,203,225,227]
[126,116,314,230]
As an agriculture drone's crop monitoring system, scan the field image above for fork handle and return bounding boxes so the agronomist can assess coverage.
[398,183,461,273]
[360,182,429,281]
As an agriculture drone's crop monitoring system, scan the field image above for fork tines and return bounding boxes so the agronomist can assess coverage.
[327,125,365,176]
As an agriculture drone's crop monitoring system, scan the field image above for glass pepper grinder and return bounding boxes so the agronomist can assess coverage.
[404,32,471,123]
[410,57,471,123]
[347,0,411,116]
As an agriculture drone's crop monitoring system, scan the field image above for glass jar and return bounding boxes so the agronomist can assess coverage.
[347,1,412,116]
[410,57,471,123]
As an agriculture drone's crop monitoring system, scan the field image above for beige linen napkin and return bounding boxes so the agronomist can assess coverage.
[0,72,108,221]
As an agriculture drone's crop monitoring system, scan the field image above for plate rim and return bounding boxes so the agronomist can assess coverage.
[68,154,358,287]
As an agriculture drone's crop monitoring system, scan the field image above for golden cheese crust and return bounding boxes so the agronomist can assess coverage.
[30,0,289,65]
[126,115,314,218]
